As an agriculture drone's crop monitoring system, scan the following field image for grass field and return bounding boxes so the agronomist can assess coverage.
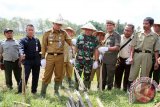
[0,35,160,107]
[0,69,160,107]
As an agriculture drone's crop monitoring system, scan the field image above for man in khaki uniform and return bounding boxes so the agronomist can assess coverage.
[90,31,105,89]
[40,17,72,97]
[128,17,160,89]
[62,27,75,88]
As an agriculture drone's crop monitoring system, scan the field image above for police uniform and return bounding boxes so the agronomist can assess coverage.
[0,39,21,89]
[114,34,133,91]
[102,32,120,90]
[41,28,72,96]
[129,31,160,82]
[18,36,41,93]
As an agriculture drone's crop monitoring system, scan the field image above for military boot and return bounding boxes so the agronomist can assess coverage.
[54,82,60,97]
[40,82,48,98]
[68,78,74,88]
[60,82,65,89]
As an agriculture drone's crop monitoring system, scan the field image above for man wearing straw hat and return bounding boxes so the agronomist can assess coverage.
[62,27,75,88]
[40,16,73,97]
[74,22,99,90]
[149,20,160,84]
[90,30,105,89]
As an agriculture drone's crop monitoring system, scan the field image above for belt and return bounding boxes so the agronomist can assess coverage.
[119,57,128,60]
[48,53,63,56]
[134,49,151,53]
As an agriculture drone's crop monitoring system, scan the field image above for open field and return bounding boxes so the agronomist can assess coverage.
[0,69,160,107]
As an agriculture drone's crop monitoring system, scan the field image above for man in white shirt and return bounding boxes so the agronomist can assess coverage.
[114,24,134,91]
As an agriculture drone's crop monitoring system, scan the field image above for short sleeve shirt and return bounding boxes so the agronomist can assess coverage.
[131,31,160,53]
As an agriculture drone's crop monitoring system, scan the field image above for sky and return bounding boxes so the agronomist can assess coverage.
[0,0,160,28]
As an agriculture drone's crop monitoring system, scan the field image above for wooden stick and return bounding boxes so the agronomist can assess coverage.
[99,63,103,91]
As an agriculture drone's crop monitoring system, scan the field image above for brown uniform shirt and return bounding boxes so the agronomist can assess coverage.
[131,31,160,53]
[42,29,72,57]
[102,32,120,64]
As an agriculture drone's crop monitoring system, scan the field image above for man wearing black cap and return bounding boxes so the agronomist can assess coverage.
[0,28,21,90]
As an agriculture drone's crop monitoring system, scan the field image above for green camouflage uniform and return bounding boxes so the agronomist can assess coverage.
[75,34,98,88]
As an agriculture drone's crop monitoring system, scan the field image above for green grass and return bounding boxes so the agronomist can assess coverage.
[0,70,160,107]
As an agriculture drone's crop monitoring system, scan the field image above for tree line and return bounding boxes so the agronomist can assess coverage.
[0,17,140,36]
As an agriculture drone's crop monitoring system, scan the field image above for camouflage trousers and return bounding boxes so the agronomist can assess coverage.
[74,59,93,82]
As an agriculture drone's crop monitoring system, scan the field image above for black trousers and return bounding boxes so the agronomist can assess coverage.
[4,59,21,89]
[18,63,40,93]
[114,57,131,91]
[149,55,160,84]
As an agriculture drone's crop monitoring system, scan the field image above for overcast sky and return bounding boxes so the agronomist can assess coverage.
[0,0,160,28]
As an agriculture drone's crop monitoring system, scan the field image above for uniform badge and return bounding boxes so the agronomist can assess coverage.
[49,41,53,44]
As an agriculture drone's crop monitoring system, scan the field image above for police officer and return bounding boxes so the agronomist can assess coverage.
[128,17,160,89]
[40,17,72,97]
[98,20,121,90]
[62,27,75,88]
[74,23,99,90]
[18,24,41,94]
[0,28,21,90]
[149,21,160,84]
[114,24,134,91]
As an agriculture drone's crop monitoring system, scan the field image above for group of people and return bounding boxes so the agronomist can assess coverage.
[0,16,160,99]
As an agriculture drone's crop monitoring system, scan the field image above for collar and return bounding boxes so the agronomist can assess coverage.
[51,28,61,33]
[122,34,134,39]
[141,30,155,36]
[5,38,15,41]
[26,36,35,40]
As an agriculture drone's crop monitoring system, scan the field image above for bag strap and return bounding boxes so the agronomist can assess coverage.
[120,36,134,51]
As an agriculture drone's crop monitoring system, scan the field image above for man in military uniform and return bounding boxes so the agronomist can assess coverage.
[18,24,41,94]
[62,27,75,88]
[128,17,160,89]
[74,23,99,90]
[40,17,72,97]
[0,28,21,90]
[114,24,134,91]
[149,21,160,84]
[98,20,121,90]
[90,31,105,89]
